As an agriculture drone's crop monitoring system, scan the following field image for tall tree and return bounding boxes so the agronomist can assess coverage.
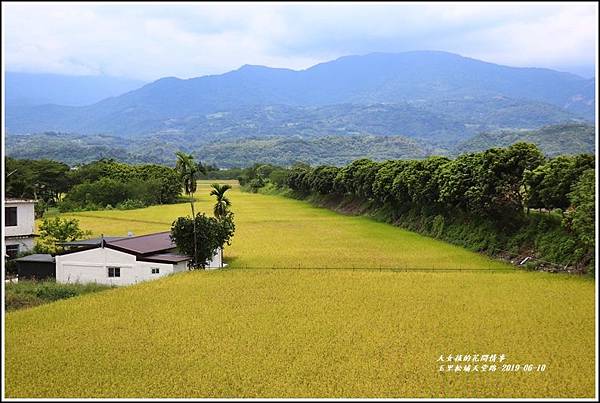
[175,152,199,266]
[210,183,232,220]
[210,183,233,267]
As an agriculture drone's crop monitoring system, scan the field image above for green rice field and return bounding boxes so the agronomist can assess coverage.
[4,182,596,398]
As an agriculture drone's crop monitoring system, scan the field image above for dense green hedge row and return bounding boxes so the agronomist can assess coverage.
[282,143,595,272]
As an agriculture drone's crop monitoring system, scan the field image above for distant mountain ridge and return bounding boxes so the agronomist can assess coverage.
[5,72,146,107]
[5,51,595,141]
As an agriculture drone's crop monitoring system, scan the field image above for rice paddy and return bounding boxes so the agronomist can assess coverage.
[47,181,510,270]
[4,181,596,398]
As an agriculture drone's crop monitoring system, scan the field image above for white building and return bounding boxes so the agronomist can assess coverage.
[4,199,37,257]
[56,231,222,286]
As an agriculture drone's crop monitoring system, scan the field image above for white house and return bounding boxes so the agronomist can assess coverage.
[4,199,37,257]
[55,231,222,286]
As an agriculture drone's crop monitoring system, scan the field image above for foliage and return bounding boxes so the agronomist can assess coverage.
[35,217,91,254]
[5,157,70,209]
[282,144,593,269]
[210,184,232,219]
[563,169,596,271]
[524,154,594,211]
[22,158,184,212]
[175,152,200,198]
[116,199,147,210]
[170,213,235,269]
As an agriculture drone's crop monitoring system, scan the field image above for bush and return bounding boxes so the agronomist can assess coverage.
[247,178,265,193]
[4,280,113,311]
[116,199,146,210]
[35,284,78,301]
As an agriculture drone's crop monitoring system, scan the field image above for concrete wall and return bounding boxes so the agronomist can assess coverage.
[4,237,35,256]
[206,248,222,269]
[4,201,36,237]
[56,247,185,286]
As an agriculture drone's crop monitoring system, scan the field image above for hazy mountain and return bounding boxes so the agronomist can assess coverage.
[5,72,146,106]
[6,100,580,145]
[5,51,594,140]
[454,123,595,157]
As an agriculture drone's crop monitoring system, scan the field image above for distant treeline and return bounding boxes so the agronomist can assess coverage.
[285,143,593,217]
[5,158,182,214]
[5,123,595,168]
[246,143,595,272]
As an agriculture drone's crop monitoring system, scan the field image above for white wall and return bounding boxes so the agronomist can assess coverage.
[56,247,186,286]
[206,247,222,269]
[4,237,35,256]
[4,201,36,237]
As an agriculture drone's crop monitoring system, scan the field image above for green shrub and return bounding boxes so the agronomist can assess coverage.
[116,199,146,210]
[35,284,78,301]
[5,280,113,311]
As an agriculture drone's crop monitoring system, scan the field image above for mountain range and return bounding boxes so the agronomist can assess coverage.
[6,51,595,144]
[5,72,146,107]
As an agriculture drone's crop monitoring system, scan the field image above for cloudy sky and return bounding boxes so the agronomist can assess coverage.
[3,1,598,81]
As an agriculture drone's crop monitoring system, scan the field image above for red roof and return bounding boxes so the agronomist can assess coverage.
[107,232,175,255]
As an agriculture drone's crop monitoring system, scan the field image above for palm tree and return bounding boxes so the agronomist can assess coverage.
[210,183,232,267]
[210,183,232,219]
[175,152,199,266]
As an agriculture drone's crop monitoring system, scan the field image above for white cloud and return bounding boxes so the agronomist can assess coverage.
[2,1,597,80]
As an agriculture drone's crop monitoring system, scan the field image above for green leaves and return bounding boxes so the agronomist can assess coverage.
[210,184,232,219]
[36,216,91,254]
[175,152,198,196]
[171,212,235,269]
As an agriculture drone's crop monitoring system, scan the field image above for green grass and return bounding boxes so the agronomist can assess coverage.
[5,181,595,398]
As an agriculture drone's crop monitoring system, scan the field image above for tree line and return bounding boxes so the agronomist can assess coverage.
[5,158,184,214]
[280,143,595,270]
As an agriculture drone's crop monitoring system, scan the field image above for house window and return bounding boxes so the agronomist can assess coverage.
[5,207,17,227]
[108,267,121,277]
[6,244,19,258]
[151,268,160,274]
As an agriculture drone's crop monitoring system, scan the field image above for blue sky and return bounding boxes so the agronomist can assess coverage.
[3,2,598,80]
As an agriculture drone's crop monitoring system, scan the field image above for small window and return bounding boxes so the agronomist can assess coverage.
[108,267,121,278]
[151,268,160,274]
[5,207,17,227]
[6,244,19,258]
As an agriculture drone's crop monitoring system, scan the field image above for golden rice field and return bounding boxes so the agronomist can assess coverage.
[44,181,509,270]
[5,182,596,398]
